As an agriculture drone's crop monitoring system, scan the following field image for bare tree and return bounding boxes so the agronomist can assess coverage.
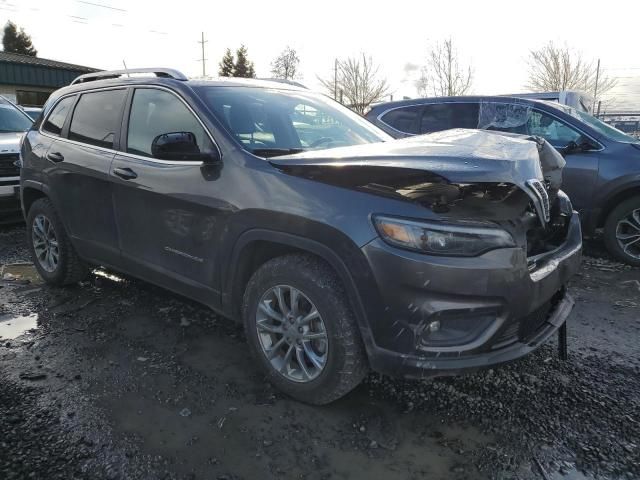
[526,41,616,99]
[271,46,300,80]
[319,54,390,114]
[415,38,472,97]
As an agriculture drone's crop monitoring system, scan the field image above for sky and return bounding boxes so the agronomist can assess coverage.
[2,0,639,112]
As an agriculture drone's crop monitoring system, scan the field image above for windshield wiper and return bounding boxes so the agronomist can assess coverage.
[251,148,306,158]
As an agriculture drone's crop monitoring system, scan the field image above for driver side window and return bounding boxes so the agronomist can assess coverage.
[528,111,582,146]
[127,88,214,159]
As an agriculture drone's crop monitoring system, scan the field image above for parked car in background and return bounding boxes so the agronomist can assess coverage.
[501,91,593,113]
[20,69,581,403]
[21,106,43,121]
[366,96,640,266]
[0,95,33,216]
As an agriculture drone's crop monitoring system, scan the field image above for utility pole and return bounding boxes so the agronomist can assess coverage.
[334,58,338,101]
[592,58,600,114]
[198,32,207,77]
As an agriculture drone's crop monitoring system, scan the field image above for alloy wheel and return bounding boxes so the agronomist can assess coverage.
[32,214,59,273]
[615,208,640,260]
[256,284,328,383]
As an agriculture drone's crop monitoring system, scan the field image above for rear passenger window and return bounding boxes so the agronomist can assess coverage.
[380,106,422,134]
[68,90,126,149]
[42,96,75,136]
[420,103,479,134]
[126,88,214,159]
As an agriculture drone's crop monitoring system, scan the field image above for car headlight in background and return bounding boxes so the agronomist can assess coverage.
[373,215,515,256]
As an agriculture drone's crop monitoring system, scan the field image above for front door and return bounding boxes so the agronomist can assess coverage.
[110,87,224,305]
[527,109,600,212]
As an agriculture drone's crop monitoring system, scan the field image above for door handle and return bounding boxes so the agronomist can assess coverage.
[47,152,64,162]
[113,167,138,180]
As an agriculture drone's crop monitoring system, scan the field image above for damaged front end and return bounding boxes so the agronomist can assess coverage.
[271,129,571,264]
[270,129,582,377]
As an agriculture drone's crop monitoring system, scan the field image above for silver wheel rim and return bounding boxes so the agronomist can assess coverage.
[256,285,328,383]
[615,208,640,260]
[32,214,59,273]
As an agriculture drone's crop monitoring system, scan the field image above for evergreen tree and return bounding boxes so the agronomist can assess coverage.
[233,45,256,78]
[218,48,234,77]
[2,21,37,56]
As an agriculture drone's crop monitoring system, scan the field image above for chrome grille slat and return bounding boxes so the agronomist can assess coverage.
[526,179,550,224]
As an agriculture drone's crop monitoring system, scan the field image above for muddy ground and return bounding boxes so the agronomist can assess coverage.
[0,224,638,480]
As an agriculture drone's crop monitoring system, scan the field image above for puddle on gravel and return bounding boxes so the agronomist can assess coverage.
[1,263,42,284]
[0,313,39,339]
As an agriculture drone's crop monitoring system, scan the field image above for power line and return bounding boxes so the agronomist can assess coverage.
[75,1,126,12]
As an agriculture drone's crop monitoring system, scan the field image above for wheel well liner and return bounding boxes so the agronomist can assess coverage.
[21,184,48,215]
[598,186,640,227]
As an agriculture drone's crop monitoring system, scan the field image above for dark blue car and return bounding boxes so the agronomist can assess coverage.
[367,96,640,265]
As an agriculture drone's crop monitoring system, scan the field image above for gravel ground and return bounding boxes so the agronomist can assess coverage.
[0,224,639,480]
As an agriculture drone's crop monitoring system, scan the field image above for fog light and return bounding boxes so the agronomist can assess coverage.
[428,320,441,333]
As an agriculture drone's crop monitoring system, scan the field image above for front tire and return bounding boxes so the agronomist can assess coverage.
[26,198,89,285]
[603,196,640,267]
[242,254,368,404]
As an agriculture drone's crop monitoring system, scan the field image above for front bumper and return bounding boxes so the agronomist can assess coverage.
[0,179,21,216]
[360,213,582,378]
[0,178,20,198]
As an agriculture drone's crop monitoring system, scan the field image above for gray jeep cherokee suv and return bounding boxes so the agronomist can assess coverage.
[20,69,581,404]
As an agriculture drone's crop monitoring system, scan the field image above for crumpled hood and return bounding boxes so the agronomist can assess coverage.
[270,128,564,187]
[270,129,566,225]
[0,132,24,154]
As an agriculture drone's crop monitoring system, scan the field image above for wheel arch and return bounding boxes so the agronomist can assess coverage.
[597,183,640,228]
[21,181,50,217]
[223,229,380,355]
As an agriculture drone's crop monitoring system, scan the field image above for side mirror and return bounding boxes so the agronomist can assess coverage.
[560,139,596,155]
[561,140,579,155]
[151,132,220,163]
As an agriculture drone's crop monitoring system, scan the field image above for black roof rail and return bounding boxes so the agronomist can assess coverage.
[71,68,188,85]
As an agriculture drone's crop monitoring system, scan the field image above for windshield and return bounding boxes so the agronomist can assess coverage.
[194,86,391,157]
[0,98,33,133]
[549,102,639,143]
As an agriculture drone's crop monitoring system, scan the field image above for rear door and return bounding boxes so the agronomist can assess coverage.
[419,102,480,134]
[45,88,127,264]
[110,87,224,305]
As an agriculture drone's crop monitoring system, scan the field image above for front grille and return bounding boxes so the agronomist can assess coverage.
[527,179,550,223]
[0,154,20,178]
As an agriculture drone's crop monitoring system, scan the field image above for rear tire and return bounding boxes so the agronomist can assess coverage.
[603,196,640,267]
[26,198,89,285]
[242,254,368,404]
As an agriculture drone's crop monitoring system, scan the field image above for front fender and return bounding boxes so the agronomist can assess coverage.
[220,218,384,356]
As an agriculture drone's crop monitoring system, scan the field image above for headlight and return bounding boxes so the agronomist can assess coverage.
[373,215,515,256]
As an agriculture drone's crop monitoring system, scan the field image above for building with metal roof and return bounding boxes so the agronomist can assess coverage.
[0,51,99,107]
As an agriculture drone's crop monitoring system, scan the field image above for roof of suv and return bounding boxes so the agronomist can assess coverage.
[65,68,306,92]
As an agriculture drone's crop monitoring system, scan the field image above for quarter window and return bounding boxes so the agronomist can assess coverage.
[127,88,214,159]
[42,96,75,136]
[381,106,421,134]
[68,89,126,149]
